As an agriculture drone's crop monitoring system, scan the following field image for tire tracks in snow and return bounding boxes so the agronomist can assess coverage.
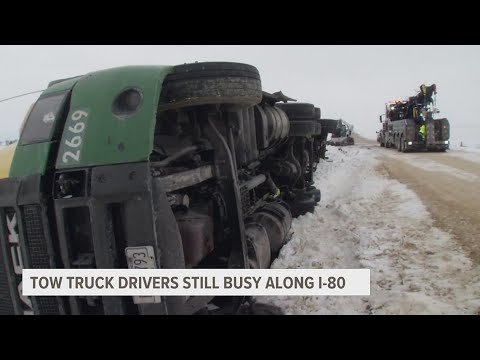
[263,145,480,315]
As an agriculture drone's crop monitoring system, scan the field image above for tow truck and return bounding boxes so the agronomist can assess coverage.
[377,84,450,152]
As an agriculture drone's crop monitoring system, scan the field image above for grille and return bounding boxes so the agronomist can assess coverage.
[23,205,50,269]
[22,205,60,315]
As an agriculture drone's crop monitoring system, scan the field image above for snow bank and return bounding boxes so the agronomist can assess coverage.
[261,146,480,314]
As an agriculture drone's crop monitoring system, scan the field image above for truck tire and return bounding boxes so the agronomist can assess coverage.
[289,121,316,137]
[159,62,263,110]
[276,103,316,120]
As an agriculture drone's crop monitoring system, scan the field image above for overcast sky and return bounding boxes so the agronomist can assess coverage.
[1,45,479,141]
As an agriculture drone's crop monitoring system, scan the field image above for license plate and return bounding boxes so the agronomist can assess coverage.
[125,246,161,304]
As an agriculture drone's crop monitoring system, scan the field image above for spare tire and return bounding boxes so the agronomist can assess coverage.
[159,62,262,110]
[276,103,315,120]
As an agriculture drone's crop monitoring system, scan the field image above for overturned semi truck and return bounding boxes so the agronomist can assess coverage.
[0,62,330,315]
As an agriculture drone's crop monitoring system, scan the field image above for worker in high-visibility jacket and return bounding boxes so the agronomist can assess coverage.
[421,84,427,96]
[419,123,426,141]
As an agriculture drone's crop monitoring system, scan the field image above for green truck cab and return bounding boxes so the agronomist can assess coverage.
[11,66,173,177]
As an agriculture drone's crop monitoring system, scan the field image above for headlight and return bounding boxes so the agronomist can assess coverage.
[444,140,449,144]
[408,141,413,145]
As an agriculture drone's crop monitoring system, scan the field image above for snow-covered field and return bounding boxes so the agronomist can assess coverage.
[262,146,480,314]
[449,126,480,150]
[447,148,480,164]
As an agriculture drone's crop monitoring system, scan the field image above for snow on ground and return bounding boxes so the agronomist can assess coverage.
[449,140,480,150]
[382,152,480,182]
[261,146,480,314]
[440,124,480,150]
[447,148,480,164]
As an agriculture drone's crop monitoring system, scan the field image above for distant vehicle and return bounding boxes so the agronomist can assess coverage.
[316,119,340,158]
[328,119,355,146]
[377,84,450,152]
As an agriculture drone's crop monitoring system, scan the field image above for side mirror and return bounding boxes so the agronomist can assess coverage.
[379,115,383,123]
